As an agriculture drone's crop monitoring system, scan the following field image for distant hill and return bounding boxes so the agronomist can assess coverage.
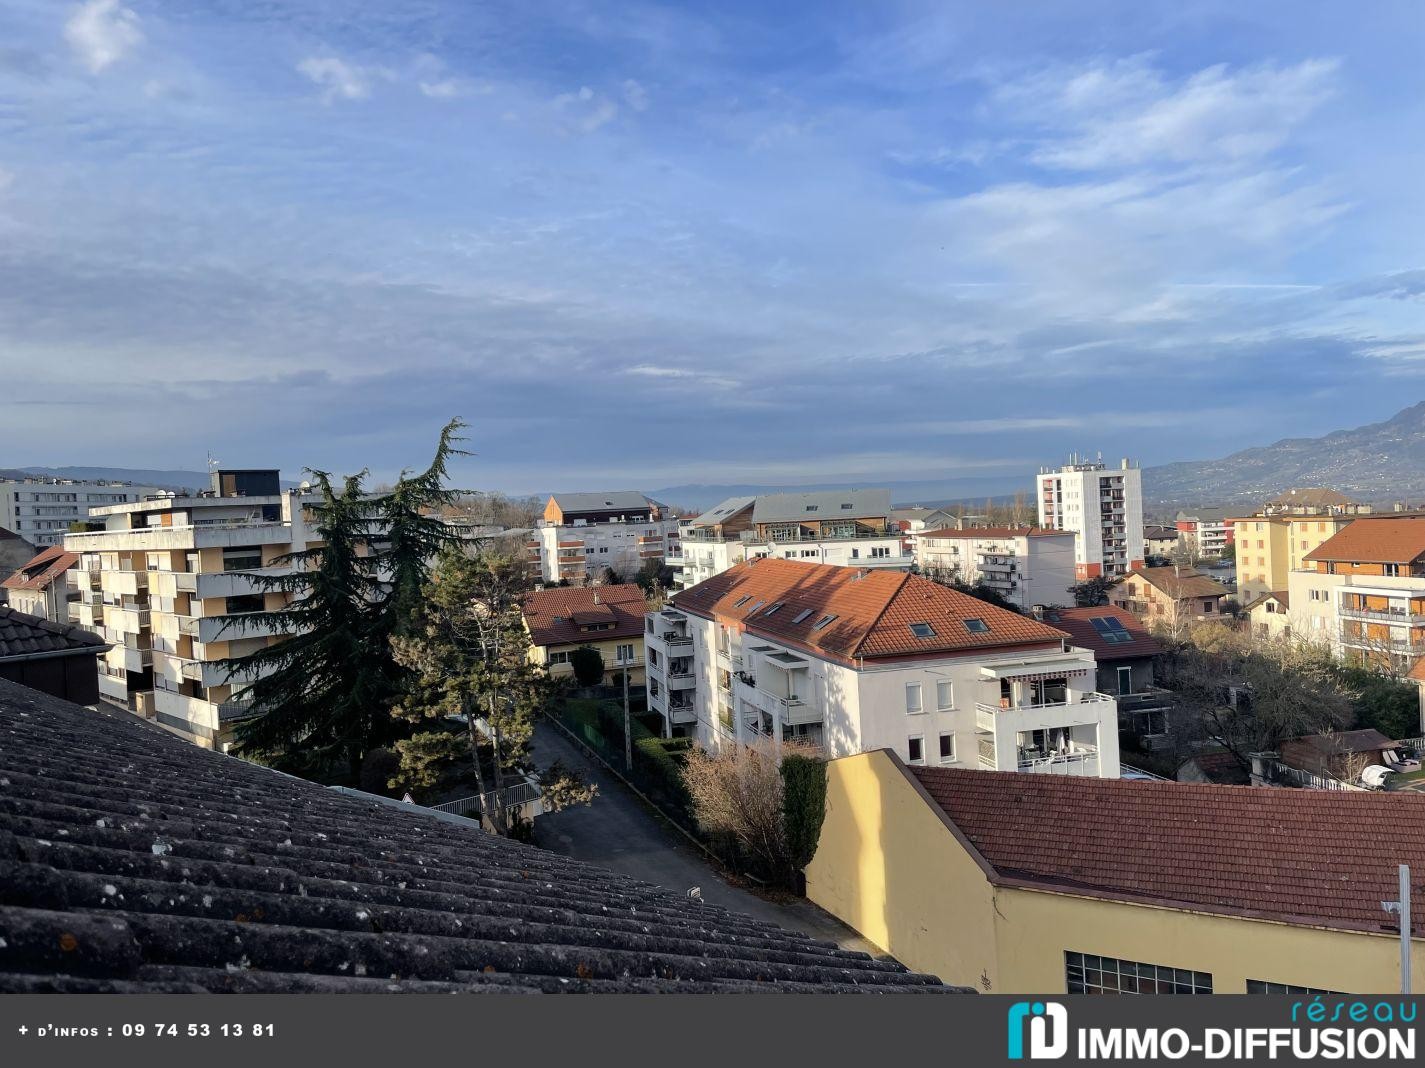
[6,467,301,492]
[1143,401,1425,506]
[650,475,1028,513]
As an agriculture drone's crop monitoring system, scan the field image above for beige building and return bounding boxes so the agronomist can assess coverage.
[1230,512,1355,605]
[63,469,320,749]
[520,583,647,686]
[2,546,78,623]
[1111,566,1229,629]
[807,748,1425,994]
[1244,590,1294,642]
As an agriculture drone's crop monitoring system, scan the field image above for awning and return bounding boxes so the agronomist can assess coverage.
[980,657,1093,682]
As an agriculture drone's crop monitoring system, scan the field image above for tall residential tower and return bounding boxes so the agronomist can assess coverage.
[1036,456,1144,581]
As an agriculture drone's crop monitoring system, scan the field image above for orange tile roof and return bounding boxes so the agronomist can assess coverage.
[1041,606,1161,660]
[1,547,78,592]
[1122,566,1228,600]
[672,558,1067,662]
[909,763,1425,933]
[521,584,646,647]
[1304,517,1425,565]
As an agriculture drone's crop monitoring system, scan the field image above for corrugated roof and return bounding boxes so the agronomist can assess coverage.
[0,606,107,660]
[0,679,950,993]
[521,584,647,647]
[909,763,1425,934]
[672,559,1067,663]
[1304,517,1425,565]
[750,489,892,525]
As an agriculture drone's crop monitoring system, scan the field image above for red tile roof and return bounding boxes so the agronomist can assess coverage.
[1041,606,1161,661]
[1121,566,1228,600]
[521,584,646,648]
[916,526,1067,540]
[1304,517,1425,565]
[672,558,1067,663]
[1,547,78,592]
[909,764,1425,933]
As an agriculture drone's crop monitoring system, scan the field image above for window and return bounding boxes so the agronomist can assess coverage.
[615,644,635,664]
[936,680,953,710]
[841,503,853,509]
[812,614,838,631]
[1116,665,1133,696]
[733,595,751,608]
[907,736,924,764]
[1245,980,1343,995]
[1088,616,1134,644]
[938,733,955,763]
[963,618,989,633]
[225,594,263,615]
[763,602,784,616]
[547,650,570,665]
[747,600,765,613]
[905,682,923,713]
[805,505,819,512]
[1065,952,1212,994]
[791,608,814,624]
[870,546,891,558]
[908,622,936,638]
[1385,564,1401,577]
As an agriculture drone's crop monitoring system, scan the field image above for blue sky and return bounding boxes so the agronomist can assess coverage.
[2,0,1424,494]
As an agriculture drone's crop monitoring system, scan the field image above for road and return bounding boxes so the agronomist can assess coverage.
[529,719,883,954]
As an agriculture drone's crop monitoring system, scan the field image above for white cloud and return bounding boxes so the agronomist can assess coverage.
[553,86,618,133]
[419,78,464,99]
[298,56,389,103]
[621,79,649,112]
[64,0,143,75]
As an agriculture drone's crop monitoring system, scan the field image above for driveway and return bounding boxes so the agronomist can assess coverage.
[530,719,883,955]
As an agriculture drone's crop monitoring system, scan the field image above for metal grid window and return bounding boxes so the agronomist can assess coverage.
[1245,981,1342,995]
[1065,952,1212,994]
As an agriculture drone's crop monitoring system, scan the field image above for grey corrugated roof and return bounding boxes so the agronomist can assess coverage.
[549,491,654,515]
[0,679,949,993]
[687,496,756,529]
[751,489,892,525]
[0,606,107,660]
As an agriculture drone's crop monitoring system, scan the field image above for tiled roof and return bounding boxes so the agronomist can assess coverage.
[2,546,78,592]
[1266,487,1357,509]
[1143,524,1179,540]
[1284,729,1398,756]
[1040,606,1161,660]
[548,491,654,515]
[1122,566,1228,600]
[1304,517,1425,565]
[521,584,647,648]
[687,496,756,529]
[672,559,1067,663]
[0,679,949,993]
[908,764,1425,934]
[1243,590,1289,612]
[0,606,107,660]
[916,527,1067,540]
[750,489,892,525]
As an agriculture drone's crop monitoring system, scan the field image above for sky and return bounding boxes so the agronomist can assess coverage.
[2,0,1424,495]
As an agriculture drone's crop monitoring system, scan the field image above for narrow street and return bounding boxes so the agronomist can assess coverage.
[529,719,884,955]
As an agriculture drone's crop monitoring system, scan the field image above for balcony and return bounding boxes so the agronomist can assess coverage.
[194,567,288,599]
[1339,606,1425,625]
[1017,745,1101,775]
[196,611,289,644]
[661,630,693,647]
[975,693,1114,732]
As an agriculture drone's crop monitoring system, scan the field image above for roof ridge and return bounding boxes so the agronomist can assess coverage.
[850,570,913,659]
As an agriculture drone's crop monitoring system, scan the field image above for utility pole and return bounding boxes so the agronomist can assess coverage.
[622,648,632,772]
[1383,863,1412,994]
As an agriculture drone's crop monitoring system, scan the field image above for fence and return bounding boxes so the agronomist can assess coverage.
[1268,761,1368,792]
[431,780,544,820]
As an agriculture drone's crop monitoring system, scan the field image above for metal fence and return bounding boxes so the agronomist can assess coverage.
[431,780,543,818]
[1269,761,1367,792]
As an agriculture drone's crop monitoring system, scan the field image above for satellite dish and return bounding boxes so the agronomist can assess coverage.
[299,480,312,491]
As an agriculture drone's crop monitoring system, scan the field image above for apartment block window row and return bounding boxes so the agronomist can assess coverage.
[1065,951,1212,994]
[1245,981,1343,995]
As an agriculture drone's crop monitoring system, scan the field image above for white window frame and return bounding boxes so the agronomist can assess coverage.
[937,732,955,764]
[935,679,953,710]
[907,735,925,765]
[905,682,923,714]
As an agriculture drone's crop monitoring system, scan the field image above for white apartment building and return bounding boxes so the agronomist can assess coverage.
[657,558,1120,778]
[911,526,1078,611]
[676,489,912,589]
[524,491,680,585]
[1037,456,1144,581]
[63,469,319,749]
[1,478,161,547]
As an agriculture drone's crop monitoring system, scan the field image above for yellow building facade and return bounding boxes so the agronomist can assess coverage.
[1231,514,1354,605]
[806,749,1423,994]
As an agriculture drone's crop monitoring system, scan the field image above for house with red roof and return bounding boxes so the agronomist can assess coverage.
[807,747,1425,994]
[520,583,648,686]
[655,558,1121,776]
[1,545,79,624]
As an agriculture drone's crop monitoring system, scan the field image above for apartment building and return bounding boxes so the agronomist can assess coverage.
[911,526,1077,611]
[660,557,1120,777]
[520,584,647,686]
[676,489,910,589]
[1286,517,1425,674]
[1229,510,1356,605]
[1142,524,1180,559]
[1174,507,1234,561]
[2,545,79,622]
[524,491,680,585]
[1,478,161,547]
[63,469,319,749]
[1036,456,1144,580]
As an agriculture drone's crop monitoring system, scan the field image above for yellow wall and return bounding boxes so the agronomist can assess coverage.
[807,750,1421,994]
[529,634,647,686]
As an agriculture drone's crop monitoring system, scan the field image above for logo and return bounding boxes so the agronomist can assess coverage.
[1008,1001,1069,1060]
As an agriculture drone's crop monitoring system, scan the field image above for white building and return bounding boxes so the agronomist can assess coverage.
[1036,456,1144,581]
[911,526,1078,611]
[676,489,911,589]
[524,491,680,585]
[63,469,320,748]
[1,478,162,547]
[653,557,1119,778]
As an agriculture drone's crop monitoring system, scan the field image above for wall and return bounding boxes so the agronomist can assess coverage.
[535,634,646,685]
[0,652,102,704]
[809,750,1421,995]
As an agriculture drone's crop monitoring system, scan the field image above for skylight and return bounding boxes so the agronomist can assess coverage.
[963,618,989,633]
[791,608,814,624]
[733,595,752,607]
[1089,616,1135,644]
[908,622,936,638]
[812,614,838,631]
[764,602,784,616]
[748,600,765,613]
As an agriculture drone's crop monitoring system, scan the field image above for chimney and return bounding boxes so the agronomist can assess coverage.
[1248,751,1278,787]
[1030,604,1046,621]
[593,591,600,605]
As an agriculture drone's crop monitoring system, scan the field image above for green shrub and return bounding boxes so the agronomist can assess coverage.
[780,753,827,870]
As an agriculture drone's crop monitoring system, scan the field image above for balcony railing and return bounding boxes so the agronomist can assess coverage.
[1339,606,1425,625]
[661,631,692,646]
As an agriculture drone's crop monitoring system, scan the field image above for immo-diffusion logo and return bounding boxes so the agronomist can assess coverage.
[1008,1001,1070,1060]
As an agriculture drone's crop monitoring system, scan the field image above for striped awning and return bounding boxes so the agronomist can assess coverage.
[980,657,1094,682]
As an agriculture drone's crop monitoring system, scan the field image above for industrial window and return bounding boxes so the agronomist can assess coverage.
[812,614,838,631]
[908,622,936,638]
[938,733,955,762]
[1245,981,1344,995]
[905,682,923,714]
[791,608,814,624]
[1065,952,1212,995]
[906,736,924,764]
[936,680,953,709]
[963,618,989,634]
